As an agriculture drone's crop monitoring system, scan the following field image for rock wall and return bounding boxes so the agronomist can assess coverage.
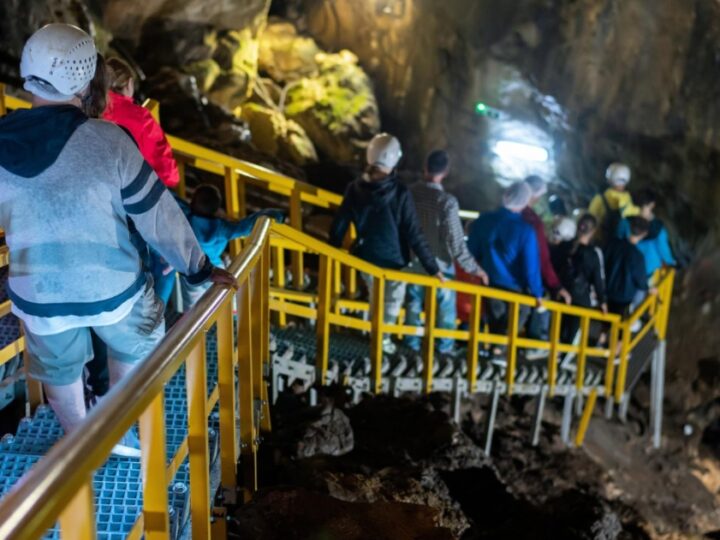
[289,0,720,250]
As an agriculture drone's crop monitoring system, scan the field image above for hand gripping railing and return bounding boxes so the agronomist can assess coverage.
[0,217,273,540]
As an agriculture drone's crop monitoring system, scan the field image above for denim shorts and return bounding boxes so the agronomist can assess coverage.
[23,279,166,386]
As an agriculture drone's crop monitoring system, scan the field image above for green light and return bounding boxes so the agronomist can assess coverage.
[476,102,487,113]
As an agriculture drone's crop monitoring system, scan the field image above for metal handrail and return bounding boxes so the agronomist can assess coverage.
[0,217,272,539]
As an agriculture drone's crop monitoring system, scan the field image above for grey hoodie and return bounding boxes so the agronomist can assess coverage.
[0,105,210,334]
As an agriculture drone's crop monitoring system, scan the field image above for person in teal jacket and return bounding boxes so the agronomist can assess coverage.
[617,189,676,279]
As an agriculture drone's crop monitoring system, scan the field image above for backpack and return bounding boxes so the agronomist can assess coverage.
[599,193,622,243]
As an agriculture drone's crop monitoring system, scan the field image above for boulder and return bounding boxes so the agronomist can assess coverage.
[284,50,381,164]
[238,102,317,166]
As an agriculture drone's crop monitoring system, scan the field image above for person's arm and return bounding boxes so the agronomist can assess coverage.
[591,249,607,305]
[118,134,211,284]
[536,224,562,291]
[224,209,285,240]
[631,250,649,291]
[656,226,677,266]
[329,186,354,248]
[444,197,484,276]
[588,194,604,222]
[523,229,544,299]
[400,190,440,275]
[138,108,180,189]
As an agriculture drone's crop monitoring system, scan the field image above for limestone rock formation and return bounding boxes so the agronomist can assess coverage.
[259,21,381,164]
[296,406,354,458]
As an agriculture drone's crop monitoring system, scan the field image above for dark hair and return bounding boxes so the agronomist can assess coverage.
[191,184,222,218]
[577,214,597,236]
[81,53,108,118]
[106,57,134,94]
[633,188,657,208]
[628,216,650,237]
[426,150,450,175]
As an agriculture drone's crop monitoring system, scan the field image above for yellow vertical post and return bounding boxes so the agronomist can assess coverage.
[289,189,304,289]
[59,477,96,540]
[185,338,211,540]
[506,303,520,396]
[575,316,591,393]
[316,254,332,385]
[216,300,238,494]
[237,282,257,499]
[176,161,187,199]
[657,271,675,341]
[224,167,241,256]
[466,293,482,392]
[342,224,357,298]
[614,323,632,403]
[547,310,561,397]
[332,260,342,311]
[0,84,6,116]
[604,321,620,399]
[271,244,287,327]
[422,285,438,394]
[370,275,385,394]
[574,388,598,447]
[259,241,272,433]
[139,394,171,539]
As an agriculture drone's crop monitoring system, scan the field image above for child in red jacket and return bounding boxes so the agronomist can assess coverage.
[103,57,179,189]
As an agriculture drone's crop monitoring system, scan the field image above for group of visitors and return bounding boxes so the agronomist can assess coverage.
[0,24,282,456]
[330,134,676,358]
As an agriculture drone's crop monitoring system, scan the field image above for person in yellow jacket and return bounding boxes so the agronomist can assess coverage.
[589,162,639,242]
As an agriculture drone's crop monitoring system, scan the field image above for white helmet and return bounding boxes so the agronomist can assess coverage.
[605,162,631,187]
[367,133,402,170]
[20,24,97,102]
[551,217,577,243]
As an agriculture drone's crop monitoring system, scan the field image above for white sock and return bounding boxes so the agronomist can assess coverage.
[44,379,86,434]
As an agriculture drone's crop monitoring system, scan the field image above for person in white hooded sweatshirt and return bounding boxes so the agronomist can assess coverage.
[0,24,236,456]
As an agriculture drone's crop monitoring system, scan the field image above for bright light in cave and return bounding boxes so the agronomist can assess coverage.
[492,140,549,163]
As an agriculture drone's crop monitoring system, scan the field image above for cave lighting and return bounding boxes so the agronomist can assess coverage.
[493,140,549,163]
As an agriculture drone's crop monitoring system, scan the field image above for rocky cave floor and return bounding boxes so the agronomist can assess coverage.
[227,377,720,540]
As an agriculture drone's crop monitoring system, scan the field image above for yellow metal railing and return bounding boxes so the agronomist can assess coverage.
[0,218,273,540]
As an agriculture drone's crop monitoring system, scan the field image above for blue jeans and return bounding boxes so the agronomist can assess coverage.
[404,283,457,354]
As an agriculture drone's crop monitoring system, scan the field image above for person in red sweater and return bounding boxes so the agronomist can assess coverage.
[103,57,179,189]
[522,176,571,305]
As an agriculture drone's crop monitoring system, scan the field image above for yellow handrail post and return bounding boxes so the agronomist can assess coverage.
[466,293,482,392]
[575,316,591,394]
[176,161,187,199]
[332,259,342,311]
[547,311,561,397]
[256,243,271,433]
[316,254,332,385]
[185,337,211,540]
[370,276,385,394]
[604,321,620,399]
[58,477,96,540]
[575,388,598,447]
[237,281,257,500]
[143,98,160,121]
[614,323,632,403]
[289,189,304,289]
[138,394,171,539]
[216,300,239,494]
[271,244,287,327]
[506,302,520,396]
[657,271,675,341]
[224,167,242,256]
[422,285,438,394]
[342,225,358,298]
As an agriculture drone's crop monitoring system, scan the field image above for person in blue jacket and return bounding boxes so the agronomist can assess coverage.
[329,133,441,354]
[617,189,676,279]
[467,181,543,334]
[177,184,285,310]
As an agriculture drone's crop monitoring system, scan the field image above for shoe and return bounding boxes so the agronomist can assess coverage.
[630,320,642,333]
[382,338,397,355]
[111,427,142,458]
[524,348,549,361]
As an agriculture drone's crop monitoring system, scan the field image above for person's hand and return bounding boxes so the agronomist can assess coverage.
[435,272,447,283]
[649,287,659,296]
[557,288,572,305]
[475,269,489,286]
[600,303,608,315]
[267,209,286,224]
[535,297,544,309]
[210,267,238,289]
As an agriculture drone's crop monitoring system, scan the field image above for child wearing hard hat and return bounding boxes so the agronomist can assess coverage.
[588,162,640,243]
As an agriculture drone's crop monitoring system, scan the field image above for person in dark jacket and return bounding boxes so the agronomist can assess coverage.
[467,181,543,335]
[604,216,654,316]
[329,133,441,354]
[551,214,608,343]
